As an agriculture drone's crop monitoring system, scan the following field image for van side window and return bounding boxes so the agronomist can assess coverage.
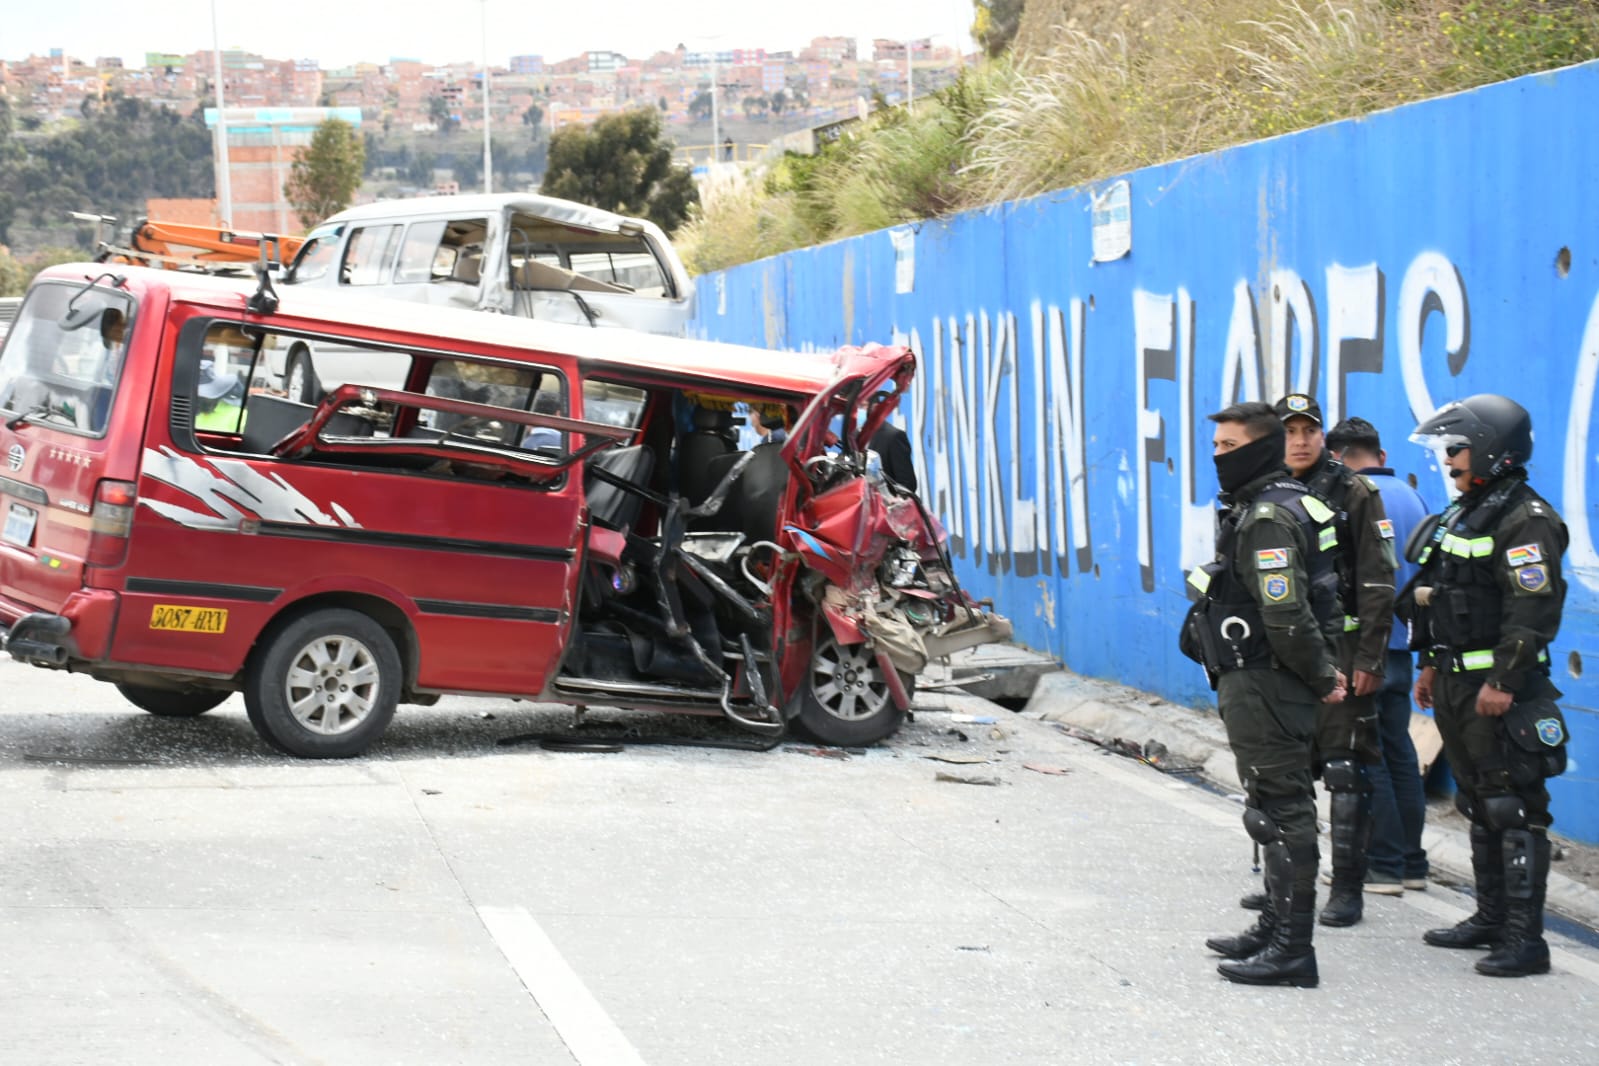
[190,323,256,434]
[394,218,489,284]
[341,224,401,286]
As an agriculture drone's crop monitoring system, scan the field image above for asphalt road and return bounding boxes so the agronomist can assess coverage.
[3,657,1598,1065]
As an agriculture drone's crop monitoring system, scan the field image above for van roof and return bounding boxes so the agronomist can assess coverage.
[37,264,879,397]
[317,192,667,241]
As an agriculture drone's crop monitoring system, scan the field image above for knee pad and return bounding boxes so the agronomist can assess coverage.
[1242,806,1282,846]
[1322,756,1368,793]
[1481,792,1527,831]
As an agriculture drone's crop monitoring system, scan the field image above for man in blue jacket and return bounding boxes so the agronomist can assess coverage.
[1326,417,1431,894]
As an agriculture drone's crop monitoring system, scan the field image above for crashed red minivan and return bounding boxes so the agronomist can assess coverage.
[0,265,1010,756]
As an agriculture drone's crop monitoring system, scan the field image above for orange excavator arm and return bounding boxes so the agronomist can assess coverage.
[102,218,305,272]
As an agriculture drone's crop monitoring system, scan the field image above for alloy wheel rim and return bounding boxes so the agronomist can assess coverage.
[283,634,380,735]
[810,635,889,722]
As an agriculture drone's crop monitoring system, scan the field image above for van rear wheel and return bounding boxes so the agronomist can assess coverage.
[115,682,230,718]
[245,608,400,758]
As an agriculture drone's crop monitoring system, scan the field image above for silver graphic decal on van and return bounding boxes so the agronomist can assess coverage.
[139,447,362,531]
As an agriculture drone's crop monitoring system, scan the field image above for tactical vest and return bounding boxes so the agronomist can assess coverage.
[1185,479,1339,675]
[1417,478,1539,665]
[1302,459,1356,631]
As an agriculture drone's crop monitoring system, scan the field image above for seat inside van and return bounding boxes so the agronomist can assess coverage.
[513,259,631,295]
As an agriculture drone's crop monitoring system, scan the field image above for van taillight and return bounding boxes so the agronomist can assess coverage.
[86,479,137,567]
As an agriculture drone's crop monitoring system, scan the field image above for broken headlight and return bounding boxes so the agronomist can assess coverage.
[882,547,923,588]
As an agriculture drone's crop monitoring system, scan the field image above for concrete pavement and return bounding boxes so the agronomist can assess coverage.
[3,657,1598,1064]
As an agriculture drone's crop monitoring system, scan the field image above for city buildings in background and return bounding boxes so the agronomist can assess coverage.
[0,36,966,136]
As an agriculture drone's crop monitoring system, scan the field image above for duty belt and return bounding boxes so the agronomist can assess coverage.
[1446,647,1550,672]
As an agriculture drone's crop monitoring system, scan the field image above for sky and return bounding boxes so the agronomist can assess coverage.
[2,0,977,69]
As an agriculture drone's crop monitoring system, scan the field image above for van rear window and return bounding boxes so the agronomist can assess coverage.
[0,280,134,438]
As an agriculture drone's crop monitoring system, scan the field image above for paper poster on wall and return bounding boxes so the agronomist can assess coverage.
[891,227,916,294]
[1091,180,1132,263]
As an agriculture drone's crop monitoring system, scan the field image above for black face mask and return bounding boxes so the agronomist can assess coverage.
[1214,428,1286,496]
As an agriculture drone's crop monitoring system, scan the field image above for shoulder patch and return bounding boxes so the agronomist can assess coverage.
[1303,496,1335,524]
[1516,564,1549,592]
[1255,503,1275,517]
[1376,519,1395,540]
[1256,548,1290,570]
[1506,543,1543,567]
[1357,474,1379,492]
[1262,573,1291,602]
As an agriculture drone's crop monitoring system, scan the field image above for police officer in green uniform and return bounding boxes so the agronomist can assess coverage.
[1183,402,1346,988]
[1406,394,1570,978]
[1274,393,1398,927]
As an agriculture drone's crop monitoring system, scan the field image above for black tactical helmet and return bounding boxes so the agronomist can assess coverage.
[1410,394,1533,480]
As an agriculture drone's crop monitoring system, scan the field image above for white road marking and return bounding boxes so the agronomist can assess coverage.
[478,905,649,1066]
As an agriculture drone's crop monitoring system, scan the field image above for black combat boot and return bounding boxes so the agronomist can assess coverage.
[1476,830,1551,977]
[1424,824,1506,949]
[1217,844,1318,988]
[1318,775,1372,928]
[1218,901,1319,988]
[1239,890,1267,911]
[1210,845,1287,958]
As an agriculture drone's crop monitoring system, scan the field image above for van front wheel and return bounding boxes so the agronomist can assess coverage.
[115,682,230,717]
[245,608,400,758]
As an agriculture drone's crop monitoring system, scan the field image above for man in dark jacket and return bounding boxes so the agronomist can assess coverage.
[1408,394,1569,977]
[870,421,917,493]
[1274,393,1397,928]
[1186,401,1345,987]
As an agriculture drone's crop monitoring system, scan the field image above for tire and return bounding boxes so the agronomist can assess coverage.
[244,608,401,758]
[793,628,912,746]
[115,682,230,718]
[284,347,320,404]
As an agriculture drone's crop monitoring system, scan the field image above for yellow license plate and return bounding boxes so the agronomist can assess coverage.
[149,604,229,634]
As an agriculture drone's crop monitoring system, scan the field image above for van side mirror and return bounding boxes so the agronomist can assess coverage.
[59,302,104,332]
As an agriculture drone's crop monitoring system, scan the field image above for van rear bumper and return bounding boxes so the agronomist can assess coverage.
[0,589,118,666]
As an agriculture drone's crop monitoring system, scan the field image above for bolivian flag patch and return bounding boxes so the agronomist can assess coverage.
[1256,548,1290,570]
[1507,543,1543,566]
[1263,574,1291,601]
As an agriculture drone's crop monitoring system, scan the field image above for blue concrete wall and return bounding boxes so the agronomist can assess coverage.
[691,62,1599,842]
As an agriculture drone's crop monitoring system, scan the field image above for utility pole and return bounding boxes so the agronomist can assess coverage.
[905,38,914,108]
[709,48,720,167]
[481,0,493,193]
[210,0,232,227]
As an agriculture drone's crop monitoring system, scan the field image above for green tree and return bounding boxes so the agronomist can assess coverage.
[541,108,699,234]
[971,0,1026,58]
[523,103,545,130]
[688,89,713,122]
[0,245,27,296]
[283,117,365,230]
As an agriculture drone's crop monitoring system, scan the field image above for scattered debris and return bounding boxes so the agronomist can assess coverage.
[955,945,992,952]
[946,728,970,742]
[926,753,990,764]
[1050,724,1203,775]
[951,713,996,725]
[786,746,851,760]
[935,771,1003,786]
[420,788,442,795]
[1022,763,1071,776]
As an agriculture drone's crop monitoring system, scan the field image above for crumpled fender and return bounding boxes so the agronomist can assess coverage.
[821,600,865,645]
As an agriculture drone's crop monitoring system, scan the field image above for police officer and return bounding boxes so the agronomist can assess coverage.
[1183,402,1346,987]
[1407,394,1570,978]
[1273,393,1397,927]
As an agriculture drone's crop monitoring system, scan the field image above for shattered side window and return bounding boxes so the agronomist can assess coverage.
[341,224,401,286]
[582,380,648,430]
